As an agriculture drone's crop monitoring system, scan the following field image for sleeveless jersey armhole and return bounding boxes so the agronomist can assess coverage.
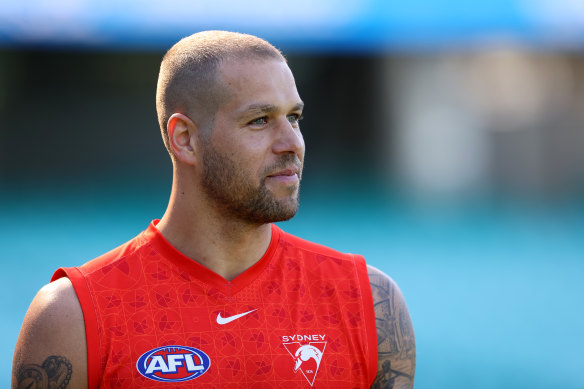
[353,255,379,386]
[52,267,101,389]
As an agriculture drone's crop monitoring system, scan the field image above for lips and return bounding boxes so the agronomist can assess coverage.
[266,166,301,185]
[268,168,297,177]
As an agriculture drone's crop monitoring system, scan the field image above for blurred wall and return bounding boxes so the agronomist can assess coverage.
[385,48,584,203]
[3,47,583,202]
[0,50,387,191]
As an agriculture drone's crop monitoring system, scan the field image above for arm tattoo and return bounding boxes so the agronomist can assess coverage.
[16,355,72,389]
[369,270,416,389]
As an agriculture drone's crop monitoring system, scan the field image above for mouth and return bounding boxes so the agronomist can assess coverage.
[267,168,297,178]
[266,167,300,184]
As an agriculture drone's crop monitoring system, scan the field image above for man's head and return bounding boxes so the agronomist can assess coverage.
[156,30,286,154]
[157,31,305,225]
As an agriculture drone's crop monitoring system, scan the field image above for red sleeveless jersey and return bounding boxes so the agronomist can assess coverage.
[52,220,377,388]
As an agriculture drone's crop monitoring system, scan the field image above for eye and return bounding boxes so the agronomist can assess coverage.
[287,113,304,125]
[249,117,268,126]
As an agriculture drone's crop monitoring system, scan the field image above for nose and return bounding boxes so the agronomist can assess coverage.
[272,116,305,158]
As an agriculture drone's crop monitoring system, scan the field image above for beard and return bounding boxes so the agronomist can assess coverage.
[201,141,302,225]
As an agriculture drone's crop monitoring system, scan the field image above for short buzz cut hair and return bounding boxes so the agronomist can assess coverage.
[156,30,286,156]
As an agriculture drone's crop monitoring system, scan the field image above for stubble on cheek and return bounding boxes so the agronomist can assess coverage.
[201,142,301,224]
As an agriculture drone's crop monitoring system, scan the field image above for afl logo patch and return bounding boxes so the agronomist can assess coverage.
[136,345,211,382]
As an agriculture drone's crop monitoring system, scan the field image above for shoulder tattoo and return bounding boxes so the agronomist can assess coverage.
[369,268,416,389]
[16,355,72,389]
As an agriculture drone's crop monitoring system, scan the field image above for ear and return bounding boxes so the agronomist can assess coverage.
[167,113,198,165]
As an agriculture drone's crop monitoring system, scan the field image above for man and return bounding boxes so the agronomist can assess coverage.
[13,31,415,388]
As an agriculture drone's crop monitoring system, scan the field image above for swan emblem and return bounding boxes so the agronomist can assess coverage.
[293,345,323,372]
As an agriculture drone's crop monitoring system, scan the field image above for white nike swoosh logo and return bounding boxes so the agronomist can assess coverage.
[216,309,257,325]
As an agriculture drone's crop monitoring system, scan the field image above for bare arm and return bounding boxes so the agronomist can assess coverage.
[12,277,88,389]
[368,265,416,389]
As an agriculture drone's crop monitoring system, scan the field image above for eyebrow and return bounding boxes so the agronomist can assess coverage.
[241,101,304,116]
[292,102,305,111]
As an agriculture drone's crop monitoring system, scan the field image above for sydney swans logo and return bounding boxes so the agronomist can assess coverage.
[282,335,326,386]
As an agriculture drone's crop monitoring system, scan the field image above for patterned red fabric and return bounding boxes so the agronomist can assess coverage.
[52,220,377,388]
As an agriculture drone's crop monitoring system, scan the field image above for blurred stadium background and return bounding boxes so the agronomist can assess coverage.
[1,0,583,387]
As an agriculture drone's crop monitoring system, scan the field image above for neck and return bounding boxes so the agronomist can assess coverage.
[156,174,273,281]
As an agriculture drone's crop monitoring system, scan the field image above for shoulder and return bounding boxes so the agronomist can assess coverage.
[18,278,84,344]
[367,265,412,344]
[367,265,401,301]
[366,265,416,389]
[277,226,356,260]
[12,278,87,388]
[69,230,149,279]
